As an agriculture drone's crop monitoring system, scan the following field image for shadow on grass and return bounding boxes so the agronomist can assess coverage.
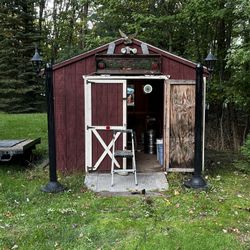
[205,149,249,175]
[0,151,47,172]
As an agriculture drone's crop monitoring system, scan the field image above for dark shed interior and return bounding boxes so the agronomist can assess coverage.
[127,79,164,172]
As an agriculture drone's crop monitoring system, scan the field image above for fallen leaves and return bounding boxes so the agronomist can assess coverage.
[223,227,241,234]
[174,190,180,196]
[4,211,13,218]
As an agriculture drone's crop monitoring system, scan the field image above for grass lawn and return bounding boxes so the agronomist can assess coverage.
[0,113,249,250]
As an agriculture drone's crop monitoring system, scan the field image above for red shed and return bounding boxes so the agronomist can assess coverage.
[53,38,203,175]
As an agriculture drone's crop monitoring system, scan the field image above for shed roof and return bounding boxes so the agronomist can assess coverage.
[53,38,200,71]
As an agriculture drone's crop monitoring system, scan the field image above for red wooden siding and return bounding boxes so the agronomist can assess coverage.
[91,82,123,171]
[54,67,67,173]
[53,38,197,173]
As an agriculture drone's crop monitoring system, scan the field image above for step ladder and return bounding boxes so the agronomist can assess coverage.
[111,129,137,186]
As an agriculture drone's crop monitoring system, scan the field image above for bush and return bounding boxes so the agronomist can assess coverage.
[234,134,250,173]
[241,134,250,160]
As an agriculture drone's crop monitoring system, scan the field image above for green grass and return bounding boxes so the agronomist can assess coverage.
[0,112,48,157]
[0,113,249,250]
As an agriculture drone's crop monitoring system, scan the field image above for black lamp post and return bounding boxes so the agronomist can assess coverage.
[184,50,217,189]
[31,48,65,193]
[184,63,207,189]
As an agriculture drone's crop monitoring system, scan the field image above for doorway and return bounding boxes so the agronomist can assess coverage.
[84,75,167,173]
[126,79,164,172]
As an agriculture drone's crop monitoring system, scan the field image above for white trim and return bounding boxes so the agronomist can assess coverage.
[167,168,194,173]
[84,78,127,171]
[83,75,169,81]
[87,126,125,130]
[84,78,92,172]
[169,80,195,85]
[92,129,120,170]
[123,81,127,169]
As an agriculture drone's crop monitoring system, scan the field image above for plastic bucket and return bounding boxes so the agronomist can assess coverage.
[158,143,164,166]
[156,138,163,162]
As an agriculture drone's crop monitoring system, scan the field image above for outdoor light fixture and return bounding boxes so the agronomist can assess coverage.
[204,49,217,74]
[31,48,65,193]
[143,84,153,94]
[184,63,207,189]
[185,49,217,188]
[121,46,137,54]
[31,48,42,74]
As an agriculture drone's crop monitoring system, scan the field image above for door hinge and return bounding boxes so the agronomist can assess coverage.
[87,125,95,130]
[87,166,94,172]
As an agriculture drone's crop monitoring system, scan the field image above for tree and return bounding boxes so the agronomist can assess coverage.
[0,0,44,113]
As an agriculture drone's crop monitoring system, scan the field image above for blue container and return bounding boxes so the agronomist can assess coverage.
[158,143,164,166]
[156,139,163,162]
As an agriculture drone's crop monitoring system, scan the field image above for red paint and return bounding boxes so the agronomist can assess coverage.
[151,62,159,71]
[53,38,198,174]
[90,82,124,171]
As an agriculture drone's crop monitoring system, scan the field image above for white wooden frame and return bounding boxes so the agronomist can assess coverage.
[83,75,170,172]
[84,78,127,172]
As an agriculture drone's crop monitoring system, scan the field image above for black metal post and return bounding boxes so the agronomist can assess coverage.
[41,63,65,193]
[184,63,207,189]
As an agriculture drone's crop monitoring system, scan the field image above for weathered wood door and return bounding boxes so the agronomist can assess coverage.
[164,80,196,172]
[84,79,127,172]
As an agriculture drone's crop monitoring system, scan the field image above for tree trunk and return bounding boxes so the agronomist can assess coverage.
[38,0,46,38]
[79,1,89,49]
[219,105,224,150]
[243,115,249,142]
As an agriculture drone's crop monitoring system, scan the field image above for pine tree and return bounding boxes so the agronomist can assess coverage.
[0,0,44,113]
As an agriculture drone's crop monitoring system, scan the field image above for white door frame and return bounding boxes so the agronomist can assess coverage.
[84,78,127,172]
[84,75,207,173]
[83,75,170,173]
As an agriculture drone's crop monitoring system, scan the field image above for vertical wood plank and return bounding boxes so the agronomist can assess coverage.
[161,56,196,81]
[169,82,195,169]
[84,75,92,171]
[164,80,170,171]
[65,64,77,173]
[54,68,67,173]
[75,61,85,172]
[85,56,96,75]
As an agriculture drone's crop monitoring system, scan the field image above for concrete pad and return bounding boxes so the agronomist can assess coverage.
[84,172,168,194]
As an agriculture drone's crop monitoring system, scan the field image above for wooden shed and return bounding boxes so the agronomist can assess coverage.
[53,38,202,175]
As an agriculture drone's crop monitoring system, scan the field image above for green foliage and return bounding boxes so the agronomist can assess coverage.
[241,134,250,160]
[0,0,44,113]
[225,0,250,110]
[0,113,48,157]
[0,113,249,249]
[0,159,249,249]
